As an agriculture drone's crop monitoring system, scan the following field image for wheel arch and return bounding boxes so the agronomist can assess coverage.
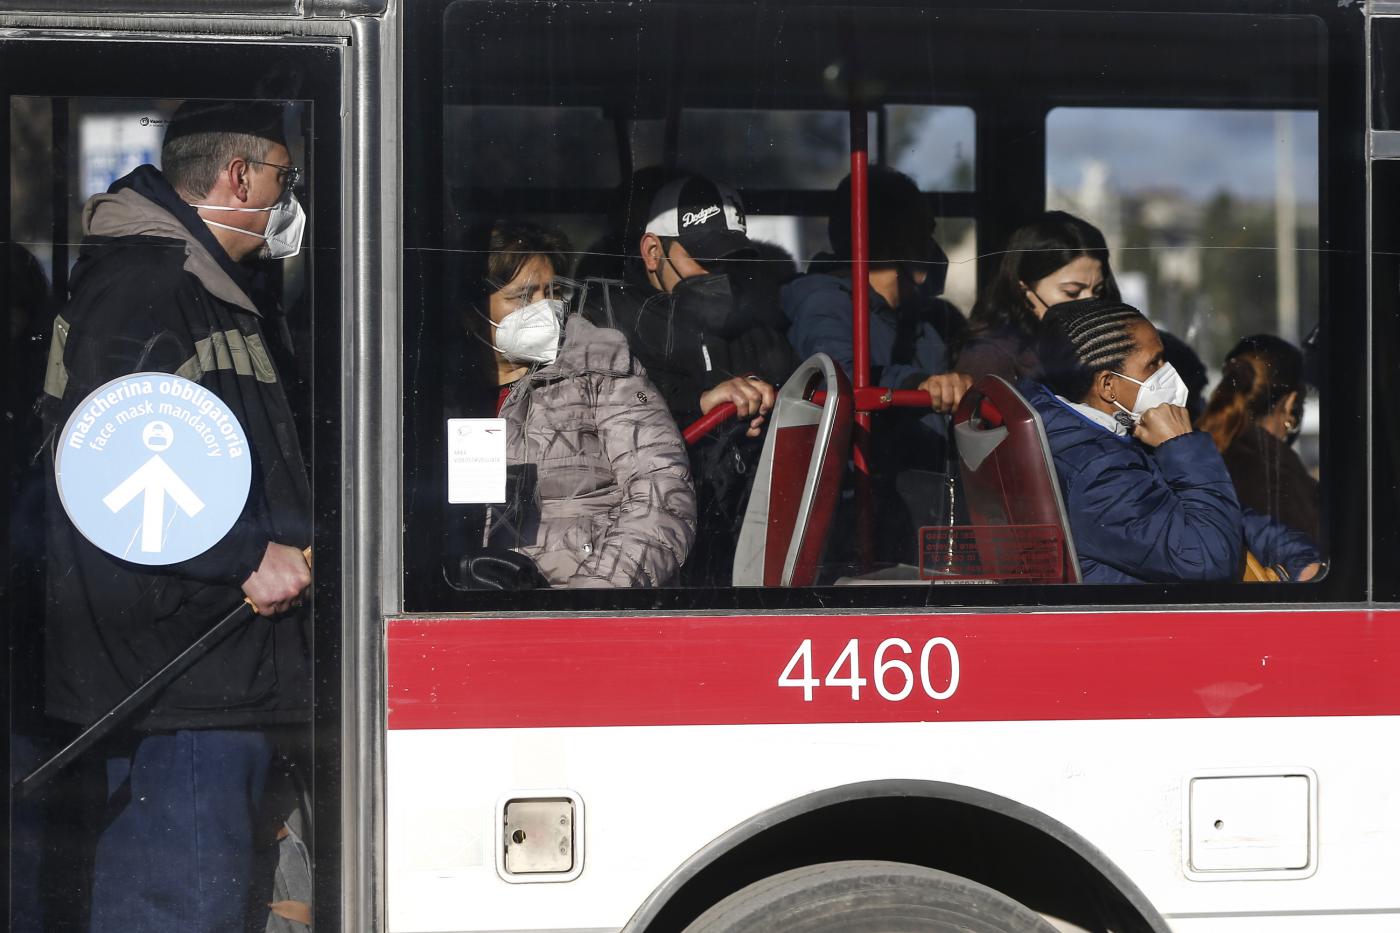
[620,779,1173,933]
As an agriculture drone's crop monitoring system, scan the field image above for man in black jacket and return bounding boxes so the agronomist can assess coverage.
[580,174,800,584]
[581,174,796,434]
[40,100,312,932]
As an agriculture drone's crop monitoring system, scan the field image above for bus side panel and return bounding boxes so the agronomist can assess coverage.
[384,610,1400,931]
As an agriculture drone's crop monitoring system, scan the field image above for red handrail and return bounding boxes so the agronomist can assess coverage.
[813,388,931,411]
[682,402,738,445]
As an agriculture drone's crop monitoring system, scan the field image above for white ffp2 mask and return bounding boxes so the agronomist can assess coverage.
[492,298,565,364]
[190,188,307,260]
[1111,362,1189,423]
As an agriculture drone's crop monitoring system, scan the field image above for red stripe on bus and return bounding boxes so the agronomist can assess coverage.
[385,611,1400,730]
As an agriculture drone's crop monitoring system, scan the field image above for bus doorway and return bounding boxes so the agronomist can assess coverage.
[2,36,345,932]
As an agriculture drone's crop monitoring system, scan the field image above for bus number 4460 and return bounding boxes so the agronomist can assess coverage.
[778,637,960,703]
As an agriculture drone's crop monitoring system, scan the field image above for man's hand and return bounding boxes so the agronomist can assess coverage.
[1134,403,1193,448]
[700,376,776,438]
[918,372,974,413]
[242,542,312,616]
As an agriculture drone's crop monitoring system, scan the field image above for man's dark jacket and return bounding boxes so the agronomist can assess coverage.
[41,165,312,730]
[1023,381,1317,584]
[578,277,798,426]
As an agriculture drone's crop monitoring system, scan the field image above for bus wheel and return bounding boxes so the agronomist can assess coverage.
[680,860,1058,933]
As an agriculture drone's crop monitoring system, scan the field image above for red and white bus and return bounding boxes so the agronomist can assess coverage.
[4,1,1399,931]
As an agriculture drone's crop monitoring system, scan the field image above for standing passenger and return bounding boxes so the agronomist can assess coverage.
[781,166,963,566]
[40,99,313,932]
[783,165,954,411]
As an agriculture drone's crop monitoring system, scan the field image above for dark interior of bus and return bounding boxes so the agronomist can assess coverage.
[401,0,1365,611]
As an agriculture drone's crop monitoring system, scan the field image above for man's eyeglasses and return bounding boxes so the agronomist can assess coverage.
[249,160,302,192]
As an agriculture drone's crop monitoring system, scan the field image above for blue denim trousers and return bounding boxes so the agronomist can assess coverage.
[91,729,276,933]
[9,733,50,933]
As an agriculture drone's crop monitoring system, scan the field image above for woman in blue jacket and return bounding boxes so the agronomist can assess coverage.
[1026,298,1319,584]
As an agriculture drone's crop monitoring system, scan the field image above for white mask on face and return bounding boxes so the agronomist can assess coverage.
[190,187,307,260]
[491,298,565,364]
[1110,362,1189,422]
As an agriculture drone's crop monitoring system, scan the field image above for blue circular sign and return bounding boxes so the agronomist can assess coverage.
[54,373,253,565]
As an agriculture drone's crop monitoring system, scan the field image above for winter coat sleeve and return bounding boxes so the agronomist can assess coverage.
[785,282,857,383]
[875,358,931,393]
[1242,508,1320,580]
[564,367,698,588]
[1069,431,1244,583]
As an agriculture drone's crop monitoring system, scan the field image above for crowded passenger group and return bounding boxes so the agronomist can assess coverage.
[459,167,1322,589]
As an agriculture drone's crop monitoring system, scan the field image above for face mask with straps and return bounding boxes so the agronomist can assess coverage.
[1108,362,1189,429]
[189,187,307,260]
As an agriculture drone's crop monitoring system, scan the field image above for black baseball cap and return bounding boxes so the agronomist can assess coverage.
[645,175,755,263]
[164,99,288,149]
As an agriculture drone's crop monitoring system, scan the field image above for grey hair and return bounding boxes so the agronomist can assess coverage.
[161,131,275,200]
[1038,298,1147,401]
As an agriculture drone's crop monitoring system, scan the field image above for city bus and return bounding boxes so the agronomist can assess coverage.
[3,0,1399,930]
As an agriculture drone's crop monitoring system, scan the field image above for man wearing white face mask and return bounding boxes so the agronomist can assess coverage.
[1019,298,1320,585]
[39,99,312,931]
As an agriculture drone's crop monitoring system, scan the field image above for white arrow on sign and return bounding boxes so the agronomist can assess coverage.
[102,454,206,554]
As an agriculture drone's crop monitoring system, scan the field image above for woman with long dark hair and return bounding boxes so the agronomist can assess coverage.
[1197,335,1318,542]
[920,210,1118,410]
[1021,298,1318,583]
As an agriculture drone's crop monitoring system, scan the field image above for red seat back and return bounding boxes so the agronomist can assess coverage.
[951,375,1080,583]
[733,353,853,587]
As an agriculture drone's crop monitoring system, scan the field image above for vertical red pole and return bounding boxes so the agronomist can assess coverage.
[849,106,875,568]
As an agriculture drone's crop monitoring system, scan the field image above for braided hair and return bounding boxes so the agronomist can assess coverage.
[1038,297,1147,402]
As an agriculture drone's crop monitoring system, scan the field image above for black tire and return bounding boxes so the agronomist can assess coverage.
[680,860,1058,933]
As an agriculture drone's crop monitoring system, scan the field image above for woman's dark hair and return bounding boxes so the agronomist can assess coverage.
[460,220,572,323]
[1037,297,1148,402]
[1197,334,1306,452]
[960,211,1119,355]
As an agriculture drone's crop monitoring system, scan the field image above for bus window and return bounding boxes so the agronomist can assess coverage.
[447,105,633,190]
[404,0,1344,610]
[1047,106,1324,500]
[677,109,877,190]
[886,104,976,192]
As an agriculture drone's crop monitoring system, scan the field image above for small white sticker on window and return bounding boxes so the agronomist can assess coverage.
[447,418,507,504]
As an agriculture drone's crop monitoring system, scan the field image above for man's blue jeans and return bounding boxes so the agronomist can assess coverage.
[91,729,276,932]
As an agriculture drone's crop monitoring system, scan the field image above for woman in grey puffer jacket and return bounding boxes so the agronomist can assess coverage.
[474,222,696,587]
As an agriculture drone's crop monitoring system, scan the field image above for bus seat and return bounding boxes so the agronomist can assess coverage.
[732,353,853,587]
[952,375,1081,583]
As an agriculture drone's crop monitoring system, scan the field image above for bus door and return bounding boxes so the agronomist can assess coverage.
[1,34,347,931]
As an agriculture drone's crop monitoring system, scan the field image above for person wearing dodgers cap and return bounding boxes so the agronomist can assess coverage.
[643,174,755,266]
[578,172,800,585]
[581,172,797,438]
